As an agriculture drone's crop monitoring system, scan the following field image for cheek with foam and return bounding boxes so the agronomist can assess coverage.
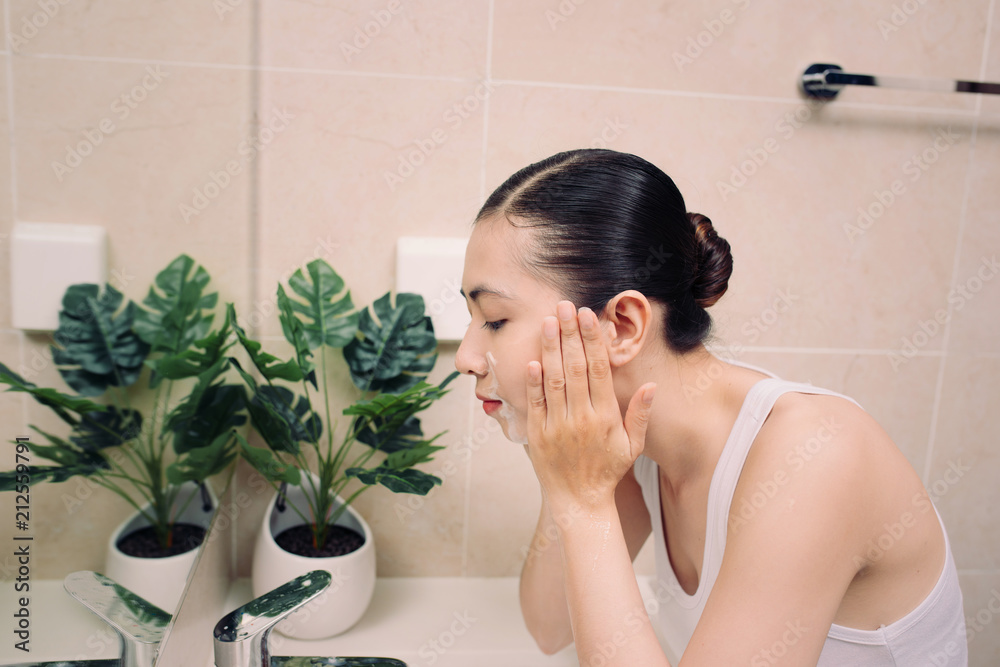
[485,352,528,445]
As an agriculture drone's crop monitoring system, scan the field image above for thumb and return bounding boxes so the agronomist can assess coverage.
[623,383,656,459]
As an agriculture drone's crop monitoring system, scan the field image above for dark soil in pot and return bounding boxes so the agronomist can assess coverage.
[116,523,207,558]
[276,524,364,558]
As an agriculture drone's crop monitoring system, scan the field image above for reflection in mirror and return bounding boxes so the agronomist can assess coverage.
[0,470,233,665]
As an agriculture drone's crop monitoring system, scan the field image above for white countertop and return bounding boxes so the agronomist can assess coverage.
[0,577,580,666]
[0,576,674,666]
[223,577,578,667]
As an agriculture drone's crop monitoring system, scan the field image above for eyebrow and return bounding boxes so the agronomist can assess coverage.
[459,284,515,302]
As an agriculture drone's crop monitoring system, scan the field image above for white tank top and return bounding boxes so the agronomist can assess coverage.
[632,374,968,665]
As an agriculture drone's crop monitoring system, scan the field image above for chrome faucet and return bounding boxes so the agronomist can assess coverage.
[213,570,331,667]
[213,570,407,667]
[63,570,172,667]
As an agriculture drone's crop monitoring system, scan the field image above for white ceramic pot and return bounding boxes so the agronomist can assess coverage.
[251,482,376,640]
[103,481,216,614]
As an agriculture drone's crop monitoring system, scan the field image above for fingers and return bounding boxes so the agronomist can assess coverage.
[577,306,616,411]
[540,315,567,420]
[526,360,546,439]
[623,383,656,459]
[556,300,592,411]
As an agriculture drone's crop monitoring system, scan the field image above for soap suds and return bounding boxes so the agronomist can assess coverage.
[485,351,528,444]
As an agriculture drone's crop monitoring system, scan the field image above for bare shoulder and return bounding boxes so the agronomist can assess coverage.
[752,390,884,477]
[729,390,897,542]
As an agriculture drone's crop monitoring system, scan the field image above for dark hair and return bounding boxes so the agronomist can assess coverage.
[475,149,733,353]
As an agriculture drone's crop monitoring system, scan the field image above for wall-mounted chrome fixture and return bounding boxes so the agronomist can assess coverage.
[801,63,1000,100]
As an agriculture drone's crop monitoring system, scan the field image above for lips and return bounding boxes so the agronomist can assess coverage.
[477,393,503,416]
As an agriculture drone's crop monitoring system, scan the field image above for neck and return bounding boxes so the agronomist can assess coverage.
[616,347,761,497]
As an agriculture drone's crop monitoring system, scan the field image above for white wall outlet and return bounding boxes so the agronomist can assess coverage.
[11,222,108,331]
[395,236,470,342]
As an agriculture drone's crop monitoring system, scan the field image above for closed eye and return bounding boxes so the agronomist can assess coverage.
[482,320,506,332]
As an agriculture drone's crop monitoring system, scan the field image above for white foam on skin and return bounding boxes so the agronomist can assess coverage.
[485,351,528,444]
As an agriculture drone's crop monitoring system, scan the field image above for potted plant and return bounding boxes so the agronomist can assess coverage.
[228,258,457,639]
[0,254,245,611]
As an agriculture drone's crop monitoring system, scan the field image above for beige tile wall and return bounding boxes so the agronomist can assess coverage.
[0,0,997,663]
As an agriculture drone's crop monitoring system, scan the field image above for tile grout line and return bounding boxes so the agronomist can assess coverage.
[234,0,264,582]
[478,0,494,207]
[709,345,947,356]
[3,0,27,432]
[462,0,495,579]
[3,52,984,118]
[920,10,992,485]
[488,78,981,116]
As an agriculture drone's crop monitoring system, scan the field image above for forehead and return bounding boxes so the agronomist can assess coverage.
[461,216,547,302]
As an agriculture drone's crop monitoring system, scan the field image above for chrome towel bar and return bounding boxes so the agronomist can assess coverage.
[801,63,1000,99]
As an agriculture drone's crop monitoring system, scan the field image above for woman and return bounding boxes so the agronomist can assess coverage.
[455,149,967,666]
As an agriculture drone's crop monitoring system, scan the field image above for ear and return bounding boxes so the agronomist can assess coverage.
[599,291,655,368]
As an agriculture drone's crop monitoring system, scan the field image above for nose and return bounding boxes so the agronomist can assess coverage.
[455,330,487,377]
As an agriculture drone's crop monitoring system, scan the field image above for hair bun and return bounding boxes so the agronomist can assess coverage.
[688,212,732,308]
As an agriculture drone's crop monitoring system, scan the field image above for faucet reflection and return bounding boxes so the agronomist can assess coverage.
[213,570,406,667]
[5,571,171,667]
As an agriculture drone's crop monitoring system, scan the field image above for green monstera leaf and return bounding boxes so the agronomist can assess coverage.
[283,260,359,350]
[234,433,300,485]
[70,407,142,452]
[0,418,125,492]
[0,362,106,426]
[343,292,437,393]
[50,284,150,397]
[167,430,238,485]
[276,285,317,388]
[166,382,246,455]
[228,304,304,383]
[229,358,320,453]
[344,465,441,495]
[134,255,218,357]
[347,373,457,452]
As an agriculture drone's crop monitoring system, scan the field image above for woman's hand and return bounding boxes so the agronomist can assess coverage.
[525,300,656,509]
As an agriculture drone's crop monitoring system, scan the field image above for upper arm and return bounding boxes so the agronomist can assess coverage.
[617,464,653,563]
[680,398,873,666]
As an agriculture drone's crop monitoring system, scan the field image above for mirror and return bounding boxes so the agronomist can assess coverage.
[0,471,234,664]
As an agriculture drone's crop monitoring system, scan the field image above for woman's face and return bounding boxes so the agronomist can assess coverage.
[455,216,565,444]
